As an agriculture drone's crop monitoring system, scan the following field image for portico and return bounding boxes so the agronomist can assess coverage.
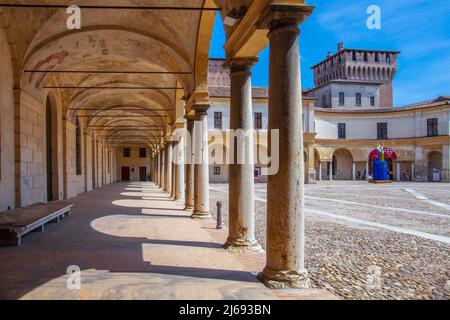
[0,0,318,294]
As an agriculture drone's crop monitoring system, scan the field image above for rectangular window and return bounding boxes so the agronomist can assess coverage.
[254,112,263,130]
[375,52,379,62]
[377,123,388,140]
[123,148,131,158]
[139,148,147,158]
[355,93,362,106]
[213,167,221,176]
[427,118,439,137]
[322,95,327,107]
[214,112,223,129]
[338,123,346,139]
[370,96,376,106]
[339,92,345,106]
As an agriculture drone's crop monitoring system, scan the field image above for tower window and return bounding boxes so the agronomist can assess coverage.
[355,93,362,106]
[123,148,131,158]
[139,148,147,158]
[214,112,223,129]
[370,96,376,106]
[386,53,391,64]
[364,52,368,61]
[352,51,357,61]
[339,92,345,106]
[375,52,379,62]
[427,118,439,137]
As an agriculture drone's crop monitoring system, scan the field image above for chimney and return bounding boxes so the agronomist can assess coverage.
[338,42,344,52]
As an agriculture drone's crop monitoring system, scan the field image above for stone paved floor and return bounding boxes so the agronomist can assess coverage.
[0,182,335,300]
[210,181,450,300]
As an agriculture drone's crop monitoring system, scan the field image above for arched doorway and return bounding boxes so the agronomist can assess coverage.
[332,149,353,180]
[428,151,442,182]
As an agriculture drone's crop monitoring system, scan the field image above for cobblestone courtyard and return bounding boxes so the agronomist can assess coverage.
[209,182,450,300]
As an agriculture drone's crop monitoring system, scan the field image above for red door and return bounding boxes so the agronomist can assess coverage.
[121,167,130,181]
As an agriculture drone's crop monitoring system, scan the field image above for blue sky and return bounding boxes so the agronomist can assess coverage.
[209,0,450,107]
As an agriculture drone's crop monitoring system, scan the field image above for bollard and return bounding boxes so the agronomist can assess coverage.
[216,201,224,229]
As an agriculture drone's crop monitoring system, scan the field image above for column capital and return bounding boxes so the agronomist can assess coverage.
[193,105,209,116]
[184,114,196,122]
[225,57,259,74]
[256,4,314,32]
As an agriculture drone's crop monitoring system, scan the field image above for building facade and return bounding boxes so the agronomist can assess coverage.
[206,54,450,184]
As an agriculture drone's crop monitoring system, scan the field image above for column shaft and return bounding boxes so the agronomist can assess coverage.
[192,109,211,219]
[164,143,173,193]
[329,162,333,181]
[258,9,312,289]
[225,59,261,252]
[185,118,195,209]
[176,137,185,201]
[365,161,370,181]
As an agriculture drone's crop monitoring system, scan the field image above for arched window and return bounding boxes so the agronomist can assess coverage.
[76,118,82,176]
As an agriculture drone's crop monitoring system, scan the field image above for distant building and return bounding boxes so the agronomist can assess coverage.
[307,43,400,109]
[206,49,450,184]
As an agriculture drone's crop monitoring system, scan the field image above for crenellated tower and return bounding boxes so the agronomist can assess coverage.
[308,43,400,108]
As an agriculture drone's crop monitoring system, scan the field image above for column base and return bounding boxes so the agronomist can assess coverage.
[184,204,194,211]
[257,267,311,289]
[191,211,212,219]
[224,238,263,253]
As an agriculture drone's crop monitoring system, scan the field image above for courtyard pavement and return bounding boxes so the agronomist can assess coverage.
[209,181,450,300]
[0,182,334,300]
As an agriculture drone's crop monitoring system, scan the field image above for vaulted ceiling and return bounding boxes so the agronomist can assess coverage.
[0,0,265,147]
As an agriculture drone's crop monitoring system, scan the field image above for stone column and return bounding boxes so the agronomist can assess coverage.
[365,161,370,181]
[442,145,450,183]
[164,142,173,193]
[307,144,316,184]
[171,159,177,198]
[224,58,261,252]
[397,161,401,181]
[257,4,313,289]
[414,147,426,182]
[192,107,211,219]
[159,147,165,189]
[328,162,333,181]
[175,136,185,201]
[411,163,415,181]
[185,116,195,209]
[352,162,356,181]
[318,162,322,181]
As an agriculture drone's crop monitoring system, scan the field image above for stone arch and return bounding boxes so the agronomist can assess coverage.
[332,148,354,180]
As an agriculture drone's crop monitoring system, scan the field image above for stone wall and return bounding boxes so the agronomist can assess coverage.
[15,91,46,207]
[0,28,15,212]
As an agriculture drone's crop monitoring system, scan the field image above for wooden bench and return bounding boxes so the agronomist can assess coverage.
[0,202,73,246]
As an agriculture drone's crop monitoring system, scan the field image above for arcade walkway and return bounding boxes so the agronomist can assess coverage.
[0,183,334,300]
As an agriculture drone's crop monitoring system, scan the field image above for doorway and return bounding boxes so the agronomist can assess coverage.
[428,151,442,182]
[139,167,147,182]
[121,167,130,181]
